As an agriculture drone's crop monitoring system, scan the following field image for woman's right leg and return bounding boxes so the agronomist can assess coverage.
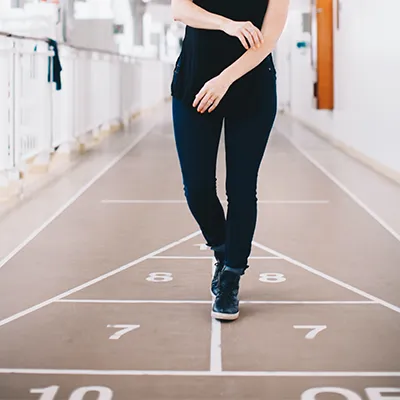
[172,97,226,258]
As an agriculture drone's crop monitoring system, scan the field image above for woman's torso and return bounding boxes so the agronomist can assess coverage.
[171,0,276,115]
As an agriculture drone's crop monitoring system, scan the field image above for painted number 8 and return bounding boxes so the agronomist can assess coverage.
[259,273,286,283]
[146,272,173,282]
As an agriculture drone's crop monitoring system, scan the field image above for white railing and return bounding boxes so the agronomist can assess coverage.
[0,31,174,184]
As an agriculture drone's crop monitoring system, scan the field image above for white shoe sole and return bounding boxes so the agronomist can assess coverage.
[211,310,239,321]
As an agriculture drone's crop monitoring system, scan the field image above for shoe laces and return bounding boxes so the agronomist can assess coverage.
[218,270,240,300]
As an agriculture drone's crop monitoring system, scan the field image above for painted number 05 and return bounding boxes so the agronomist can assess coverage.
[31,386,113,400]
[302,387,400,400]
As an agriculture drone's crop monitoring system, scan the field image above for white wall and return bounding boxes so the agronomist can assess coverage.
[69,19,118,51]
[0,2,60,40]
[111,0,134,54]
[70,0,133,53]
[276,0,400,180]
[147,3,173,25]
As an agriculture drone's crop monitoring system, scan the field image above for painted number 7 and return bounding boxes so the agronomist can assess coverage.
[107,324,140,340]
[294,325,327,339]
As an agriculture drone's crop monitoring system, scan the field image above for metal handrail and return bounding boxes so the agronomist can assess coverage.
[0,30,174,179]
[0,30,132,58]
[0,30,48,43]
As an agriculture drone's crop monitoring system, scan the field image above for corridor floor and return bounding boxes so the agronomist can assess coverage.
[0,105,399,400]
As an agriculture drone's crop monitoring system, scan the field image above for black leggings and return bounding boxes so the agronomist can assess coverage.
[171,89,277,270]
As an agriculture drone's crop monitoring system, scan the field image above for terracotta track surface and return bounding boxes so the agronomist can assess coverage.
[0,111,399,400]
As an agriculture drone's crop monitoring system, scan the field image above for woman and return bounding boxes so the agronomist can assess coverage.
[170,0,289,321]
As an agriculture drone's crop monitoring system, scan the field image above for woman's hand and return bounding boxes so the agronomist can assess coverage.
[217,0,289,88]
[221,20,264,50]
[193,73,233,113]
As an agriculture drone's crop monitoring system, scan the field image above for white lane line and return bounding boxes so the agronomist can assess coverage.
[58,299,212,305]
[210,318,222,372]
[0,369,399,377]
[210,257,222,373]
[279,127,400,243]
[0,231,201,328]
[152,256,216,259]
[151,256,281,260]
[242,300,375,305]
[56,299,376,305]
[253,241,400,314]
[101,199,330,205]
[0,127,154,271]
[102,200,187,204]
[257,200,329,204]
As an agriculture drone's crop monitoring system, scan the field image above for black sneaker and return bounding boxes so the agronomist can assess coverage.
[211,261,224,297]
[211,268,241,321]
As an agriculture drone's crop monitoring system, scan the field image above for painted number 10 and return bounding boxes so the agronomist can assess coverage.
[31,386,113,400]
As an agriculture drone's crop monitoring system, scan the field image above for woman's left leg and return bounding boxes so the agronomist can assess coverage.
[212,86,277,320]
[224,107,277,272]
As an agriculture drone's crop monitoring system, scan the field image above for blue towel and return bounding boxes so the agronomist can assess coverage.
[46,38,62,90]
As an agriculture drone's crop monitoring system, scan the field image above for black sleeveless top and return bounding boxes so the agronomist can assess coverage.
[171,0,276,115]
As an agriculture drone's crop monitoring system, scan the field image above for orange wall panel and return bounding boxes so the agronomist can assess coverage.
[316,0,334,109]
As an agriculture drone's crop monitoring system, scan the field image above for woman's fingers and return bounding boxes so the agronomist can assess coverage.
[208,97,221,113]
[256,27,264,45]
[244,26,263,48]
[193,88,207,108]
[193,75,231,114]
[237,22,263,49]
[237,33,249,50]
[241,29,255,49]
[224,20,264,50]
[197,92,215,113]
[194,89,220,114]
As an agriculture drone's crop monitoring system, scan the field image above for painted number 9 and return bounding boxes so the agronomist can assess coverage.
[259,273,286,283]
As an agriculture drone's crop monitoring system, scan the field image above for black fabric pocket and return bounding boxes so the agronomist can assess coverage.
[171,53,182,96]
[267,55,277,77]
